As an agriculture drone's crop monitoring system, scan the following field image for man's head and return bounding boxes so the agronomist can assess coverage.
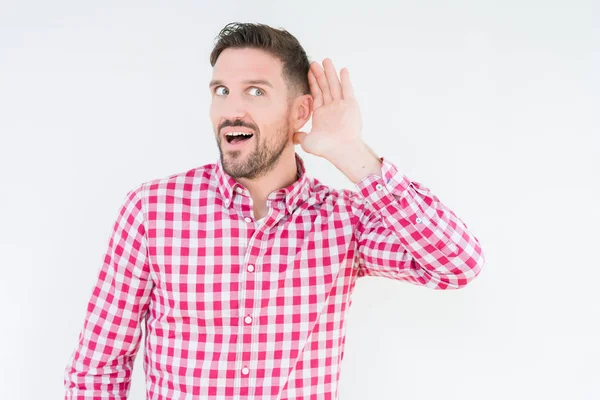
[209,22,313,180]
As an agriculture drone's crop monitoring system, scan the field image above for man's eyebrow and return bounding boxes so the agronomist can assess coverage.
[209,79,274,89]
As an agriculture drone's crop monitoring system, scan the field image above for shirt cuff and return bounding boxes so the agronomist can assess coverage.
[354,157,411,208]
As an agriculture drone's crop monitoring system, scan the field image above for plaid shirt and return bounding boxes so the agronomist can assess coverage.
[64,154,484,399]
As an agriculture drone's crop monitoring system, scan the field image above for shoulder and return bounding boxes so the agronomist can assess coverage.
[130,163,218,203]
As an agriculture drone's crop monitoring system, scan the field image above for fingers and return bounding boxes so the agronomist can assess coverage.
[340,67,354,99]
[310,61,333,104]
[308,69,323,109]
[309,59,353,106]
[323,59,342,101]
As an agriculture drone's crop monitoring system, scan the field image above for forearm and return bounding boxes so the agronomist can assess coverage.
[354,158,485,289]
[327,140,382,183]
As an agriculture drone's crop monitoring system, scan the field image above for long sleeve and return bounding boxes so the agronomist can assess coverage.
[351,158,485,289]
[64,185,154,399]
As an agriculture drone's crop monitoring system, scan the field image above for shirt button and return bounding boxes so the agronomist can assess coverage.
[244,217,252,223]
[376,183,383,190]
[247,264,255,272]
[235,187,243,194]
[416,217,423,224]
[241,367,250,376]
[244,315,253,324]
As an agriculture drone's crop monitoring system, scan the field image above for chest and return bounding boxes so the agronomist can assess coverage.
[146,203,358,326]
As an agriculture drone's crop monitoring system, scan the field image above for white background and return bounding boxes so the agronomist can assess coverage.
[1,1,598,399]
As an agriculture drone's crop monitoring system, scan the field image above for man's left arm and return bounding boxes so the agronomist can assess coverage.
[334,143,485,289]
[294,59,485,288]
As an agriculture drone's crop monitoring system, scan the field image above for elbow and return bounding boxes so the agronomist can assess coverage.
[452,244,486,289]
[432,244,485,290]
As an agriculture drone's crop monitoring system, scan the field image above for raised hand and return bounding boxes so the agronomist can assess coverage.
[293,59,363,160]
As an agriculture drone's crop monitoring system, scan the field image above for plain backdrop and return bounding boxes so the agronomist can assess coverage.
[1,1,598,399]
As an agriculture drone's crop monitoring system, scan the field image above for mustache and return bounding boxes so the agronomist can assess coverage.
[219,119,258,134]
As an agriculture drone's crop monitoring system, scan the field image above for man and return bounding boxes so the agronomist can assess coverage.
[64,22,485,400]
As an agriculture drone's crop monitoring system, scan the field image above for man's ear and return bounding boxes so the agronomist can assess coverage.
[292,94,313,131]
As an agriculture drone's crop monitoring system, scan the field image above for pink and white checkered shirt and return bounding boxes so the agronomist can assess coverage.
[64,154,484,399]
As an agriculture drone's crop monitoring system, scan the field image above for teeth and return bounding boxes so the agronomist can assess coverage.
[226,131,253,137]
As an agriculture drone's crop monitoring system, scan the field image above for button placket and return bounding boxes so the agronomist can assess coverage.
[239,259,255,382]
[237,220,266,389]
[231,188,263,394]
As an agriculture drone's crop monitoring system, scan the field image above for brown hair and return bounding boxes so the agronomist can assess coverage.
[210,22,311,98]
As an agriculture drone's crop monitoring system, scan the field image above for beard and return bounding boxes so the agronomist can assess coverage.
[217,122,290,180]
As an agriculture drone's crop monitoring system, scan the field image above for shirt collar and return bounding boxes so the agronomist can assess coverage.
[215,153,311,215]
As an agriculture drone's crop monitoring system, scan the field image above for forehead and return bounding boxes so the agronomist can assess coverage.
[211,48,284,86]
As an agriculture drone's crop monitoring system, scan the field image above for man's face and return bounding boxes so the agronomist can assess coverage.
[209,47,294,180]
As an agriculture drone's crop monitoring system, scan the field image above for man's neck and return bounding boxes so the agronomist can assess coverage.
[237,147,299,220]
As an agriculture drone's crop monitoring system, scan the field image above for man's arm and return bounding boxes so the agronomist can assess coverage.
[346,154,485,289]
[64,186,153,399]
[294,59,484,287]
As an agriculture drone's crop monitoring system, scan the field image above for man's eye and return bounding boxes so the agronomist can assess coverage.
[215,86,229,95]
[248,87,264,96]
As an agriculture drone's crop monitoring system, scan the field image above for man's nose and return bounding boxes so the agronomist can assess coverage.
[221,95,248,120]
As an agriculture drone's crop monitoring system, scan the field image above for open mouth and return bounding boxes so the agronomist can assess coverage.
[225,132,254,144]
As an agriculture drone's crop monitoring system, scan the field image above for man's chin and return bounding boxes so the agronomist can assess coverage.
[221,148,246,165]
[222,156,251,178]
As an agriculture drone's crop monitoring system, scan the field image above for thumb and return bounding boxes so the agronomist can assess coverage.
[293,131,308,145]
